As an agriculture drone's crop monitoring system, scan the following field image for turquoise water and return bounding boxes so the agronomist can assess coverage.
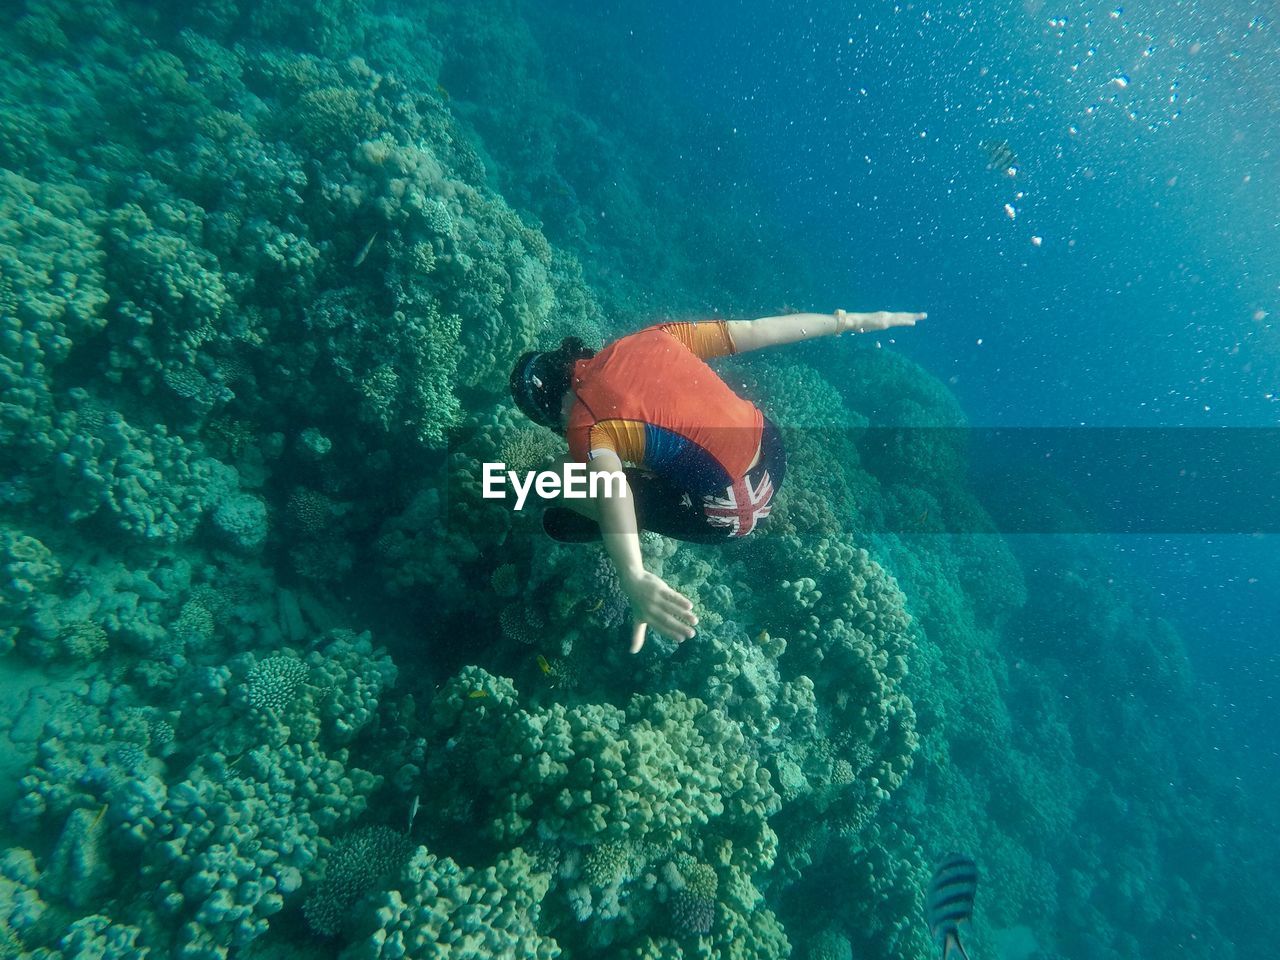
[0,1,1275,958]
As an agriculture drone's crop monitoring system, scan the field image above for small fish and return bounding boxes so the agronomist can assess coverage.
[352,231,379,268]
[435,82,450,101]
[927,853,978,960]
[919,509,930,525]
[467,689,488,699]
[407,794,421,832]
[980,139,1018,176]
[755,629,770,644]
[586,598,604,613]
[90,803,109,830]
[536,654,552,676]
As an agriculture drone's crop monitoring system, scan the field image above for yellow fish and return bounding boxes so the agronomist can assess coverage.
[586,597,604,613]
[536,654,552,676]
[467,689,488,700]
[435,82,450,101]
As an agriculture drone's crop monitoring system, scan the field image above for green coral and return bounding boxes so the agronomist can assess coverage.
[12,630,395,958]
[341,847,560,960]
[303,283,463,447]
[0,170,107,456]
[304,826,413,937]
[245,656,310,714]
[211,492,269,553]
[426,667,779,854]
[103,198,232,372]
[53,411,237,543]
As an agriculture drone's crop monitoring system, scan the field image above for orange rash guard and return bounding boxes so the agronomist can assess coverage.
[566,321,764,494]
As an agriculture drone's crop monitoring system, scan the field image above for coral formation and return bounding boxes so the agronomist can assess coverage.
[0,2,1272,960]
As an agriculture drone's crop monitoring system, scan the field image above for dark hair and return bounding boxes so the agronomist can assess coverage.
[509,337,595,429]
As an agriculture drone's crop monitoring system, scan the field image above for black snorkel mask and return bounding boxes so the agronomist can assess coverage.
[509,337,594,429]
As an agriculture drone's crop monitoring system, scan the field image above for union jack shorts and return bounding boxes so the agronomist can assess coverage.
[542,417,786,545]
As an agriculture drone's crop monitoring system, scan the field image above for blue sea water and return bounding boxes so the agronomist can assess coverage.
[550,0,1280,779]
[0,0,1276,958]
[588,0,1280,754]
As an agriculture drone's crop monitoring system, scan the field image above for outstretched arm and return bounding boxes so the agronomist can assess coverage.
[726,309,925,353]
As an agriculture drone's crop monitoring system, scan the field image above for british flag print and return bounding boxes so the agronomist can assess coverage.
[703,470,774,537]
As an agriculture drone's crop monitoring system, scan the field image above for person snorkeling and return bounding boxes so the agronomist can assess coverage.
[508,309,924,653]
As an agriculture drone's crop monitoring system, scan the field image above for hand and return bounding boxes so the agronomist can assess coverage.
[620,570,698,653]
[834,309,926,334]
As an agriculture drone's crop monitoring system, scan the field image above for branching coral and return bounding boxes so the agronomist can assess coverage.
[303,825,413,937]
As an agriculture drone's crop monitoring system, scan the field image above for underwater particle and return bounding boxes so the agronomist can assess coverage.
[303,826,413,937]
[1112,74,1130,88]
[1031,235,1043,246]
[245,656,309,713]
[1004,203,1017,220]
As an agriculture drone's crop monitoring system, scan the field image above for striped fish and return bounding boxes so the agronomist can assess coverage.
[927,853,977,960]
[980,139,1019,176]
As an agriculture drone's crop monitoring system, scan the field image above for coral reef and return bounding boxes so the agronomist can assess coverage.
[0,2,1273,960]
